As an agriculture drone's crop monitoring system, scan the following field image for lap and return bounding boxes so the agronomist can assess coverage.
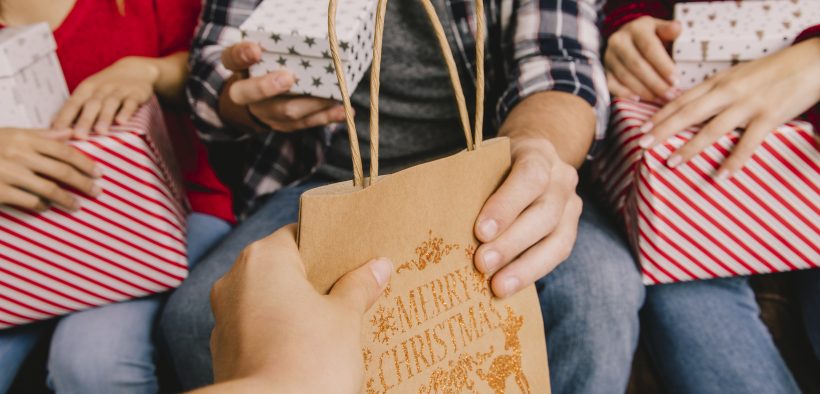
[643,277,800,394]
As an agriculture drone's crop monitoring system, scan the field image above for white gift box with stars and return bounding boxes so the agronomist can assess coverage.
[240,0,379,100]
[0,23,69,129]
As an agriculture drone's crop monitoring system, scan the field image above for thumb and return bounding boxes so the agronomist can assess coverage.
[656,19,682,42]
[329,258,393,315]
[222,41,263,72]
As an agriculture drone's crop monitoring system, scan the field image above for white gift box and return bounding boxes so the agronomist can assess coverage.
[240,0,378,100]
[673,0,820,90]
[0,23,69,129]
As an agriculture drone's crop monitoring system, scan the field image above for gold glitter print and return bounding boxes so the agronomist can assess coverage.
[370,305,399,344]
[469,267,491,297]
[361,227,538,393]
[476,306,531,394]
[397,230,460,273]
[464,244,476,261]
[417,349,494,394]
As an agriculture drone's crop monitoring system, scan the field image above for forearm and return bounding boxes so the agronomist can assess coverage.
[148,51,190,107]
[499,91,596,168]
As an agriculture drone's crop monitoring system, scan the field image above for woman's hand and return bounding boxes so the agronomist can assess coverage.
[639,38,820,178]
[0,128,101,212]
[52,57,160,138]
[605,16,682,103]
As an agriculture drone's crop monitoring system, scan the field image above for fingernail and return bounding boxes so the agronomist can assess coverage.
[664,89,678,101]
[639,134,655,148]
[500,276,520,297]
[640,121,654,133]
[369,258,393,288]
[91,185,102,197]
[670,76,680,87]
[629,94,641,102]
[93,166,103,178]
[481,249,502,273]
[715,169,730,181]
[94,124,108,134]
[71,200,82,212]
[240,47,253,63]
[667,154,682,168]
[478,218,498,239]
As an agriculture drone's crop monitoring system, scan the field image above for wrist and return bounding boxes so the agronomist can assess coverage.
[218,75,269,134]
[117,57,161,86]
[500,91,594,168]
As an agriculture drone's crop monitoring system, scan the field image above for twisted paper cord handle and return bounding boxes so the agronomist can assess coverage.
[328,0,487,187]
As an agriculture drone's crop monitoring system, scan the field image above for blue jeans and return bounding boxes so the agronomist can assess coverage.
[160,184,646,393]
[0,213,231,394]
[535,193,645,394]
[643,271,820,394]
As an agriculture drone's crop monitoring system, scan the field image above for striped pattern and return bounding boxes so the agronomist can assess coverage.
[0,101,188,329]
[595,99,820,285]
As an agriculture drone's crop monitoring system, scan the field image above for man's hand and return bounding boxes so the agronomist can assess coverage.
[0,128,101,212]
[605,16,682,103]
[200,225,392,393]
[639,37,820,178]
[218,42,347,132]
[474,139,583,298]
[473,91,591,298]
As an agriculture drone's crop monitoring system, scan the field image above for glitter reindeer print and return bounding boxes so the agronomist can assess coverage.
[418,349,494,394]
[476,306,531,394]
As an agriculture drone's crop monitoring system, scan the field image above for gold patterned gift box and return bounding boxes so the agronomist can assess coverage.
[0,23,69,129]
[673,0,820,90]
[240,0,379,100]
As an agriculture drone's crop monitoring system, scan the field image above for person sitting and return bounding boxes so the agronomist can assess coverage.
[602,0,820,392]
[0,0,235,392]
[159,0,648,393]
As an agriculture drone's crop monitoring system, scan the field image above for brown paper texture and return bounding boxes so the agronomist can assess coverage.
[298,137,550,393]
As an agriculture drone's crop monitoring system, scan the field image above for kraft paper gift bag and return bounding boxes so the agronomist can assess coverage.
[297,0,549,392]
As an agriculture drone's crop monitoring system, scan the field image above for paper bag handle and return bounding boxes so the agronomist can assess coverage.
[328,0,486,187]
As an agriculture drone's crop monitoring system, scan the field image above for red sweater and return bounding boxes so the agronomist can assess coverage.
[2,0,236,223]
[603,0,820,129]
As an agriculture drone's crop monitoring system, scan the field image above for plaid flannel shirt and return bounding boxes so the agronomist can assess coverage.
[187,0,610,218]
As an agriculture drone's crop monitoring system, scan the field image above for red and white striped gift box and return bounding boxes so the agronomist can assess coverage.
[595,99,820,285]
[0,99,189,329]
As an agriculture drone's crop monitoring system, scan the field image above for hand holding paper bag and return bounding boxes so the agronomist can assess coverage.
[297,0,550,391]
[205,225,393,393]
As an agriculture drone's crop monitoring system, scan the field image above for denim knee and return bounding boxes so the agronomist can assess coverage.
[536,199,645,341]
[47,297,162,394]
[535,197,645,394]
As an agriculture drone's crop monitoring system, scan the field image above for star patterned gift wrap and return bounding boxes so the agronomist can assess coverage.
[673,0,820,90]
[240,0,379,100]
[0,23,69,129]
